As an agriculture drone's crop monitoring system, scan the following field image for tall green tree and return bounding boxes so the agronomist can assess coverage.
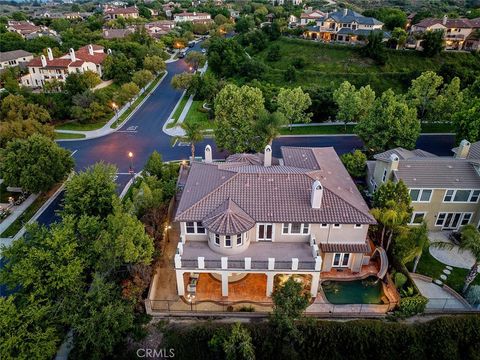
[63,162,117,218]
[132,69,154,89]
[223,323,255,360]
[394,222,429,272]
[276,87,312,130]
[185,51,207,70]
[143,55,166,75]
[1,94,51,123]
[255,110,286,146]
[372,180,412,210]
[355,89,420,153]
[0,134,73,193]
[371,200,411,250]
[421,30,444,57]
[171,72,195,91]
[428,77,463,123]
[453,95,480,143]
[340,150,367,178]
[333,81,375,128]
[407,71,444,121]
[433,225,480,293]
[117,82,140,105]
[214,84,265,153]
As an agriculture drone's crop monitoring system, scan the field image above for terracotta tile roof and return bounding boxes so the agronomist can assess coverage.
[27,45,107,68]
[225,153,279,166]
[175,147,376,226]
[105,6,138,14]
[202,198,256,235]
[415,17,474,29]
[374,147,437,161]
[319,242,370,253]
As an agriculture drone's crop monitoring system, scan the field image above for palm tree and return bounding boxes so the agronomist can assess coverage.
[256,110,287,146]
[172,122,204,161]
[371,200,410,250]
[432,225,480,294]
[396,222,429,273]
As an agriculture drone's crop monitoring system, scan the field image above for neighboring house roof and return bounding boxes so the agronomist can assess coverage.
[27,45,107,68]
[176,147,376,230]
[0,50,32,62]
[393,158,480,189]
[175,11,210,17]
[225,153,279,166]
[104,6,138,14]
[324,9,383,26]
[414,17,474,29]
[102,28,134,39]
[374,147,437,161]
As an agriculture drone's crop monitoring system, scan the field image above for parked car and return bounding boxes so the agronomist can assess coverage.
[188,41,195,48]
[178,50,186,58]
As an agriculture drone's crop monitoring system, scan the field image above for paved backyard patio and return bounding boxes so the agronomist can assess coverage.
[428,231,479,271]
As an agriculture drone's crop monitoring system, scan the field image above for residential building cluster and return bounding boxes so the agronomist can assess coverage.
[21,45,108,88]
[0,50,33,71]
[6,20,58,40]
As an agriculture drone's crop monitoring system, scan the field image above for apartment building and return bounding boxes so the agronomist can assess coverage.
[367,140,480,231]
[21,45,108,88]
[172,146,387,299]
[304,8,385,43]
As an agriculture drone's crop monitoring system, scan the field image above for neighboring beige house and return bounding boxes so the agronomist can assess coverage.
[145,20,176,37]
[367,141,480,231]
[409,15,480,51]
[104,6,139,20]
[173,11,212,24]
[299,9,326,26]
[172,145,388,300]
[21,45,108,88]
[304,9,385,44]
[102,27,135,39]
[0,50,33,71]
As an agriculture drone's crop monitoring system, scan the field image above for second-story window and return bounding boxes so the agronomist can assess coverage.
[225,235,232,248]
[214,234,220,246]
[410,189,433,202]
[444,189,480,203]
[282,223,310,234]
[185,222,206,234]
[382,169,387,182]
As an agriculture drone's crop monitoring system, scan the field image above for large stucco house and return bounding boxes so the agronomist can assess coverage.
[304,8,385,44]
[367,140,480,231]
[21,45,108,88]
[172,146,387,300]
[409,15,480,51]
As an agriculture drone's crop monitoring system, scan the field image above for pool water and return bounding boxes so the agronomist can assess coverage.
[322,277,384,304]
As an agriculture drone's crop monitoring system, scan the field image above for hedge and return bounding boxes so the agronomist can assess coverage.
[164,316,480,360]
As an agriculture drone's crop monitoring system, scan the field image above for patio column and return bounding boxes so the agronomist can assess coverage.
[176,270,185,296]
[310,272,320,297]
[266,273,274,297]
[221,272,229,297]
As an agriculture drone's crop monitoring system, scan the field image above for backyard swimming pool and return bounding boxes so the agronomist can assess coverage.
[322,277,384,304]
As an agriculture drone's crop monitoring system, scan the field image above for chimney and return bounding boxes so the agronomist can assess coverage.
[343,8,348,16]
[264,145,272,167]
[88,44,94,55]
[455,139,471,159]
[204,145,212,163]
[69,48,76,62]
[388,153,399,172]
[193,11,197,16]
[40,54,47,67]
[443,15,448,25]
[47,47,53,60]
[311,180,323,209]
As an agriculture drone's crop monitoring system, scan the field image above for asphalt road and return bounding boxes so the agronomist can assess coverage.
[35,40,456,226]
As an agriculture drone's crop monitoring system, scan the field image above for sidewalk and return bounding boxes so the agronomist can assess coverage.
[0,194,38,235]
[163,62,208,137]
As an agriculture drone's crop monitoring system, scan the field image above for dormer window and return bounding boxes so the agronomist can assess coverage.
[225,235,232,247]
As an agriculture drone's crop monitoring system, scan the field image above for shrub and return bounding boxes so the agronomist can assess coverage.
[237,305,255,312]
[466,285,480,306]
[396,295,428,318]
[266,44,281,62]
[394,272,408,289]
[291,57,306,69]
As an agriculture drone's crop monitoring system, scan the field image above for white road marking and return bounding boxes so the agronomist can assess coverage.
[70,150,77,156]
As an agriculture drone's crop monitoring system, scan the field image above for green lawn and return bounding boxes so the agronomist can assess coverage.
[250,37,478,93]
[55,132,87,140]
[111,74,164,129]
[279,122,454,136]
[184,100,212,130]
[408,247,480,295]
[55,121,106,131]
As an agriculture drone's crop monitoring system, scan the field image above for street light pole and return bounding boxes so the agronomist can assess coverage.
[128,151,134,176]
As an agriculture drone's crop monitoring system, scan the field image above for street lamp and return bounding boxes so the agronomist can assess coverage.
[111,102,119,121]
[128,151,134,175]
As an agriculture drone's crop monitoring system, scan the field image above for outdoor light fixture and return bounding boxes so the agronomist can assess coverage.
[128,152,134,175]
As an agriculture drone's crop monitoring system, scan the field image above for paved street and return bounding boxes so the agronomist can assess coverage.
[36,41,456,226]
